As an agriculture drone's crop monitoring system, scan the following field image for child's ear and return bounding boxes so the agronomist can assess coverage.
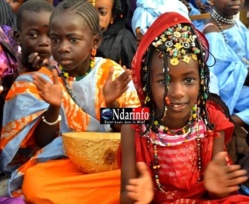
[92,33,102,49]
[14,30,21,45]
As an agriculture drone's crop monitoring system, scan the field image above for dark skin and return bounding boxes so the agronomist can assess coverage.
[203,0,244,34]
[120,52,247,203]
[33,11,131,147]
[203,0,246,128]
[14,10,52,72]
[13,10,53,147]
[33,69,62,147]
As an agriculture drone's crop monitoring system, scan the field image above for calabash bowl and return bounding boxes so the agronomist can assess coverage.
[62,132,120,174]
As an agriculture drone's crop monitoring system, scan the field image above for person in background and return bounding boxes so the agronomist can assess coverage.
[203,0,249,131]
[93,0,137,68]
[131,0,190,43]
[14,0,55,74]
[0,25,18,134]
[0,0,54,197]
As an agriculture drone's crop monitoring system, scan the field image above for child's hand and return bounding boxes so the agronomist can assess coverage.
[126,162,154,204]
[28,52,49,71]
[33,69,62,107]
[204,151,248,198]
[103,67,131,106]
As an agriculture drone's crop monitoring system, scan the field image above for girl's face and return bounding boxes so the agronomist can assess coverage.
[16,11,51,70]
[150,50,200,129]
[5,0,24,13]
[50,12,99,75]
[214,0,244,16]
[95,0,114,31]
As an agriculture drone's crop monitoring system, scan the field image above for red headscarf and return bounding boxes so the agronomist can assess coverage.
[131,12,209,106]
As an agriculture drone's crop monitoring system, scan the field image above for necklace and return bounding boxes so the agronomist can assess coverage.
[147,105,202,192]
[152,105,198,135]
[60,58,95,82]
[211,9,235,25]
[211,9,235,44]
[60,66,92,82]
[148,118,202,193]
[59,58,95,108]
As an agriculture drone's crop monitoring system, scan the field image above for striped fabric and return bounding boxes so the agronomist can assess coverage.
[0,57,140,195]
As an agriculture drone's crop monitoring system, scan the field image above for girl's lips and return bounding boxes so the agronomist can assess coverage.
[168,103,187,112]
[229,5,241,10]
[59,59,72,66]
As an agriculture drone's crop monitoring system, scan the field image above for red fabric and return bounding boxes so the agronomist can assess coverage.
[206,100,234,144]
[133,103,247,203]
[131,12,209,106]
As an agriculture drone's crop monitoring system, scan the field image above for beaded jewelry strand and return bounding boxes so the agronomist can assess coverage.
[60,49,95,82]
[148,107,202,192]
[59,49,96,107]
[211,9,235,25]
[153,105,198,136]
[211,9,235,44]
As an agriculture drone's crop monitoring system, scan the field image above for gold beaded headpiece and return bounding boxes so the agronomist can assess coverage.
[142,23,209,121]
[88,0,95,7]
[152,24,201,66]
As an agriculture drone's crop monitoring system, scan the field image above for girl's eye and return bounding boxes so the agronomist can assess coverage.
[70,38,79,43]
[185,78,195,83]
[29,33,38,38]
[100,11,107,16]
[51,37,60,43]
[159,79,165,84]
[98,9,108,16]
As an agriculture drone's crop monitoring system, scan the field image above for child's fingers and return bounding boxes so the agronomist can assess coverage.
[51,69,59,84]
[116,71,131,90]
[32,73,50,90]
[226,173,248,187]
[107,66,114,81]
[137,162,150,178]
[127,191,138,201]
[128,178,140,186]
[28,52,38,63]
[126,183,138,192]
[118,69,131,81]
[226,165,245,174]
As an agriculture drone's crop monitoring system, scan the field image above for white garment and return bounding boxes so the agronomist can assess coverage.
[131,0,190,35]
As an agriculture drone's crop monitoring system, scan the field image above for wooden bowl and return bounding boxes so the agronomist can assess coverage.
[62,132,120,174]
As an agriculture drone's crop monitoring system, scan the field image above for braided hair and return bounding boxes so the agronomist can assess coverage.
[112,0,125,18]
[16,0,53,31]
[51,0,101,36]
[141,23,212,134]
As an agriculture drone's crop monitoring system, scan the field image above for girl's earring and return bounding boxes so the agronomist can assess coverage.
[91,48,96,57]
[90,49,96,68]
[110,19,113,25]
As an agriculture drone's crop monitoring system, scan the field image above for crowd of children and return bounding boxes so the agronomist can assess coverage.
[0,0,249,203]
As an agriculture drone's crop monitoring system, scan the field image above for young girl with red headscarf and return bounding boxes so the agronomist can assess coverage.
[120,12,249,204]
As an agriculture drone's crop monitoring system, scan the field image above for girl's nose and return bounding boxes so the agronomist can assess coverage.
[58,41,70,53]
[38,35,50,47]
[168,82,185,99]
